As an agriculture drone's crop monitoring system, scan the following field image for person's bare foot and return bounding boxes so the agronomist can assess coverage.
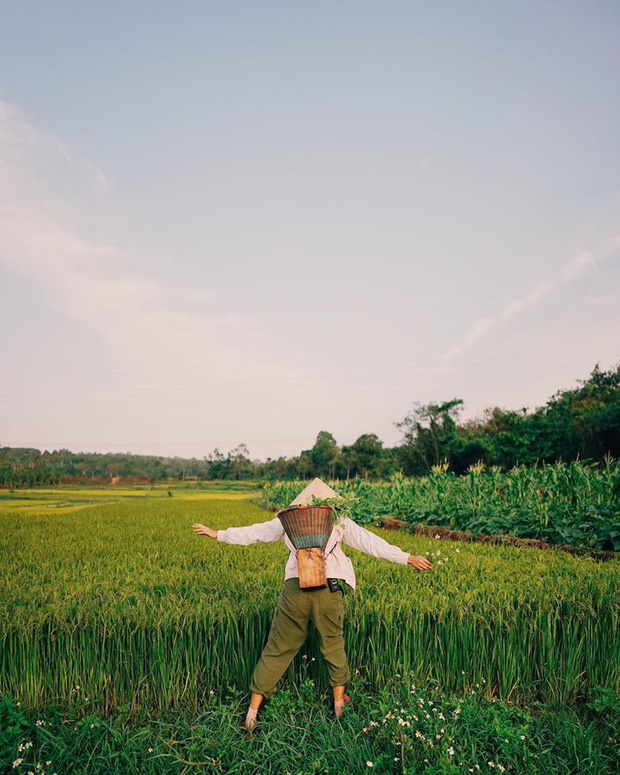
[334,692,350,718]
[244,707,257,730]
[241,692,263,738]
[241,713,257,740]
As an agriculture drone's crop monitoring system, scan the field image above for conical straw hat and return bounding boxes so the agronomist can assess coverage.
[288,477,342,507]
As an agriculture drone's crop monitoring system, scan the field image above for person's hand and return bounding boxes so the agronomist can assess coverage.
[407,554,433,571]
[193,523,217,539]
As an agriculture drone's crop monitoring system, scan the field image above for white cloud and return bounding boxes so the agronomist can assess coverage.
[0,98,257,367]
[0,99,111,192]
[436,238,619,367]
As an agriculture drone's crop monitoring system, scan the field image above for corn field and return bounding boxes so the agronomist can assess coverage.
[0,487,618,715]
[261,459,620,550]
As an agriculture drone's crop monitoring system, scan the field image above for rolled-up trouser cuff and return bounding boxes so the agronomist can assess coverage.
[328,664,351,687]
[249,672,277,699]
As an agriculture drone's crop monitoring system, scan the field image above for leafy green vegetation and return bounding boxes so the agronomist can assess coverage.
[1,675,619,774]
[262,459,620,550]
[277,493,360,529]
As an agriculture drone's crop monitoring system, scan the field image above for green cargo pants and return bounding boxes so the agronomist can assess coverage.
[250,577,350,699]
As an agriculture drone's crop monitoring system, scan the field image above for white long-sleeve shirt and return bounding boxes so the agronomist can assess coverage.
[216,516,411,596]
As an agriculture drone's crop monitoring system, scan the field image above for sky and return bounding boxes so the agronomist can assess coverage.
[1,0,619,461]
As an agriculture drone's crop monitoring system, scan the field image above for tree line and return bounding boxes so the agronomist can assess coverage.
[1,362,618,487]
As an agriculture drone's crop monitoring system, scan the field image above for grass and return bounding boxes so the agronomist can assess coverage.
[2,674,619,774]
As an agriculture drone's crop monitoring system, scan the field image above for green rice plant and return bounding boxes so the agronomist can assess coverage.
[0,489,618,715]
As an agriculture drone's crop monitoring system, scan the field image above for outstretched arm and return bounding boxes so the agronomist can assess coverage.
[193,517,284,546]
[342,517,432,571]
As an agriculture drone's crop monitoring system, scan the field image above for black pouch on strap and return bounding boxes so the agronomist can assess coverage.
[327,578,345,595]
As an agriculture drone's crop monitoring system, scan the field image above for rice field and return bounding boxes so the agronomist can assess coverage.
[1,487,618,718]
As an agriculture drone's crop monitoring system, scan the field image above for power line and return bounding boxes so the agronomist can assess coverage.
[1,352,618,374]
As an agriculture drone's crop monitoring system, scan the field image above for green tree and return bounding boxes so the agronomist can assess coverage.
[343,433,386,479]
[229,444,252,479]
[306,431,340,478]
[395,399,464,474]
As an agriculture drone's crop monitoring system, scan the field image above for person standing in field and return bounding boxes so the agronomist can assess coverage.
[192,477,433,735]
